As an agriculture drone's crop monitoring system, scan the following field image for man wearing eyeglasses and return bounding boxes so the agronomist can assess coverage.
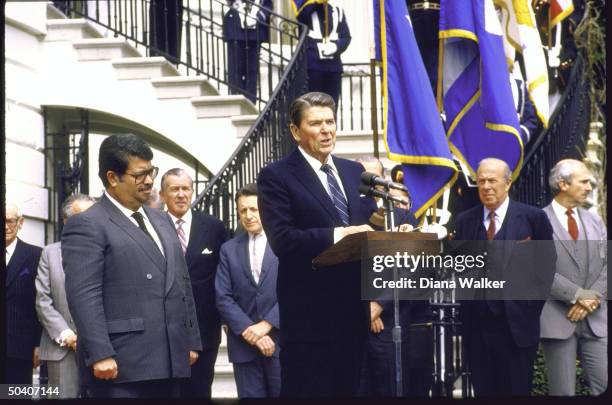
[61,134,202,398]
[4,201,42,385]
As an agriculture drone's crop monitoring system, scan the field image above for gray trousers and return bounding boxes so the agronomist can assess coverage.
[46,351,79,398]
[542,321,607,395]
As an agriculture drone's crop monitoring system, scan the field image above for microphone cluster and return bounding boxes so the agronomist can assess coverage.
[359,172,412,210]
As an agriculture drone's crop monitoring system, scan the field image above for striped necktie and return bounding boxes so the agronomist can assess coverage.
[321,164,349,226]
[486,211,496,240]
[176,218,188,255]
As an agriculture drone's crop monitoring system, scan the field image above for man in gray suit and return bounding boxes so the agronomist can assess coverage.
[541,159,607,395]
[35,194,96,398]
[62,134,202,398]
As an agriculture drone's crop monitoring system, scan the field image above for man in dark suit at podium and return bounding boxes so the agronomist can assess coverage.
[257,92,376,397]
[454,158,555,396]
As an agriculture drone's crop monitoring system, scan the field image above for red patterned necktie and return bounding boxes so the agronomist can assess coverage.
[566,209,579,241]
[486,211,496,240]
[176,218,187,254]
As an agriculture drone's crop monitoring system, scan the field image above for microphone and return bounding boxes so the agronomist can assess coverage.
[358,184,409,206]
[360,171,408,192]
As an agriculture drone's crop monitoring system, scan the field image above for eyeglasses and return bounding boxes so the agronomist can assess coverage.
[5,217,21,228]
[123,166,159,185]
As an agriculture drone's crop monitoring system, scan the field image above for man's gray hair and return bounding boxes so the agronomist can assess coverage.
[478,158,512,181]
[160,168,193,191]
[5,201,22,218]
[61,194,97,220]
[548,159,585,196]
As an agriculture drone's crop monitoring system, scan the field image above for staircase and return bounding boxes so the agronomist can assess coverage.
[43,2,247,396]
[41,4,257,175]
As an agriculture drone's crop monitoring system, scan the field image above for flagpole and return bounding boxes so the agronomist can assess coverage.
[323,0,329,42]
[429,30,448,225]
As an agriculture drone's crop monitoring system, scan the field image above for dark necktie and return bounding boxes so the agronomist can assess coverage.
[486,211,496,240]
[131,212,159,250]
[566,209,579,241]
[321,164,349,226]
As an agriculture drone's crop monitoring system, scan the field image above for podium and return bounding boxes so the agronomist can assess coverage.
[314,231,439,397]
[313,231,438,268]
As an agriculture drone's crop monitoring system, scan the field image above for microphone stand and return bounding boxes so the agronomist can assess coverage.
[383,196,403,397]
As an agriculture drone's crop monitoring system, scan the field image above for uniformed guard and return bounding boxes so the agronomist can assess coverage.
[297,1,351,107]
[407,0,440,94]
[223,0,272,103]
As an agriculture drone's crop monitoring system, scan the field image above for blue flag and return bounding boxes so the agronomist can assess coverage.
[439,0,523,179]
[290,0,327,16]
[376,0,457,218]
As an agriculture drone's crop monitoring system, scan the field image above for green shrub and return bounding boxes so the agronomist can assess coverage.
[532,345,592,396]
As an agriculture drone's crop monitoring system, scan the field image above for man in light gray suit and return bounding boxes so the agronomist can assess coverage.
[36,194,96,398]
[62,134,202,398]
[541,159,607,395]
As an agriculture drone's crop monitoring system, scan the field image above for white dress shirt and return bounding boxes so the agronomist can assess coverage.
[482,196,510,237]
[298,146,348,201]
[5,238,17,266]
[248,231,267,284]
[104,191,165,255]
[551,198,583,236]
[168,209,192,246]
[298,147,349,243]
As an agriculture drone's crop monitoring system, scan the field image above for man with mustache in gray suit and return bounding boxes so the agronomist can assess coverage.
[540,159,607,395]
[62,134,202,398]
[36,194,96,398]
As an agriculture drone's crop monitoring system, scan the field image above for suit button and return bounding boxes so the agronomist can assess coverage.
[182,297,186,302]
[146,273,153,280]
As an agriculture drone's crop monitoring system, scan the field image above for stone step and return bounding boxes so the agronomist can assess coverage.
[151,76,219,99]
[73,38,141,61]
[231,114,258,138]
[112,57,180,80]
[46,18,102,41]
[46,2,66,19]
[192,96,257,119]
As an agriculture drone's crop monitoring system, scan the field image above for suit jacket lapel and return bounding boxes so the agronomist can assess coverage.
[544,204,579,265]
[258,242,274,285]
[288,150,340,224]
[333,156,359,221]
[185,210,200,267]
[101,196,166,274]
[239,233,257,286]
[498,201,518,270]
[143,206,176,295]
[6,239,27,288]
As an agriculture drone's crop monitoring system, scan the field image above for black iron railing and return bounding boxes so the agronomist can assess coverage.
[192,43,308,230]
[43,107,90,241]
[337,63,384,132]
[58,0,303,110]
[56,0,307,231]
[512,54,591,207]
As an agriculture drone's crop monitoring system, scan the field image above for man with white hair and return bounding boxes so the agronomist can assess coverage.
[540,159,607,395]
[36,194,97,398]
[453,158,556,396]
[5,201,43,384]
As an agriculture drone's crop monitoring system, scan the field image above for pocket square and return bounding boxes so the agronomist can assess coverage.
[201,248,213,254]
[517,236,532,244]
